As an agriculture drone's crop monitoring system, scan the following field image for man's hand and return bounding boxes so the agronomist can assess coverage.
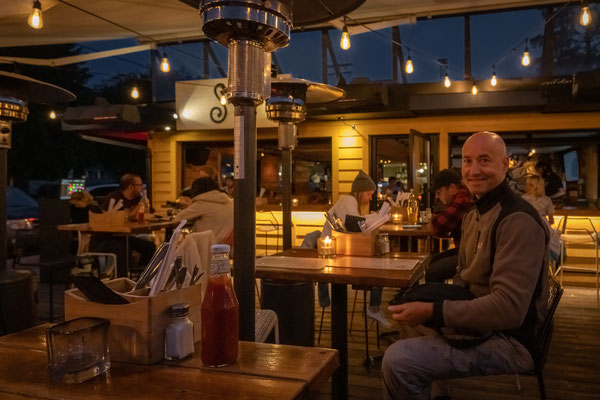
[388,302,434,326]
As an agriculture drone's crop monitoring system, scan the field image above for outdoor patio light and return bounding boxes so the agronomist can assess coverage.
[130,86,139,99]
[521,42,531,66]
[580,5,591,26]
[160,53,170,73]
[340,17,351,50]
[27,0,43,29]
[49,110,56,119]
[219,94,227,105]
[443,73,451,88]
[405,55,414,74]
[491,67,498,87]
[471,82,478,95]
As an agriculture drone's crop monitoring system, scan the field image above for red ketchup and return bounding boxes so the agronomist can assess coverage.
[201,244,239,367]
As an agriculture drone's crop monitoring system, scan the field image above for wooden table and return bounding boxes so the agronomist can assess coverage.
[0,324,338,400]
[57,220,178,277]
[378,223,436,252]
[255,248,428,400]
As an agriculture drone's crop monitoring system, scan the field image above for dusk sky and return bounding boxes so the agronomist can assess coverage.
[79,4,598,93]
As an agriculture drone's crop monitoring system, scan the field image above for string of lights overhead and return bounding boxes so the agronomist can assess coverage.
[337,1,594,94]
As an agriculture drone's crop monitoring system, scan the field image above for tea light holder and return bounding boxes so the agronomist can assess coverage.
[292,198,298,206]
[317,236,336,258]
[391,212,403,224]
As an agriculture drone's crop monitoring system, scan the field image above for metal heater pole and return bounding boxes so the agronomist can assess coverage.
[0,149,6,271]
[233,104,257,341]
[281,148,292,250]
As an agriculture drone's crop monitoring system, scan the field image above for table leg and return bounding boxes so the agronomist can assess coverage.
[331,283,347,400]
[124,235,130,278]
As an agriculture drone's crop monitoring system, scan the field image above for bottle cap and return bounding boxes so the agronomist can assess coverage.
[211,244,230,254]
[170,303,189,318]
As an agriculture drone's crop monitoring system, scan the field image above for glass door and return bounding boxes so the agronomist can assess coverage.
[409,129,433,208]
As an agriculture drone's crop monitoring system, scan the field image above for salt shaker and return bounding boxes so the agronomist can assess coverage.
[165,303,195,360]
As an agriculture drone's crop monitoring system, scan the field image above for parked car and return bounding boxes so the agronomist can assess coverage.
[86,183,119,205]
[6,186,39,260]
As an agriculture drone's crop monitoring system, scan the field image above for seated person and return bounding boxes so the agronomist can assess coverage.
[174,177,233,243]
[383,132,549,400]
[69,191,93,224]
[178,165,220,207]
[90,173,156,277]
[223,176,234,197]
[426,169,473,282]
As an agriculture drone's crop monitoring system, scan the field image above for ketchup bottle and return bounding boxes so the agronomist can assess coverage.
[201,244,239,367]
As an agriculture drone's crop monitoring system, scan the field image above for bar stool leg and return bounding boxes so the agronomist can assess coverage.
[318,306,325,345]
[49,268,54,323]
[363,290,370,373]
[349,289,358,335]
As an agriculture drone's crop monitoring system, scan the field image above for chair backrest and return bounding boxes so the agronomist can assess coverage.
[39,199,72,262]
[533,275,563,371]
[558,216,597,237]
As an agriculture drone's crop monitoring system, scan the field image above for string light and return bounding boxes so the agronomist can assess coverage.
[220,95,227,105]
[340,16,351,50]
[521,40,531,66]
[491,66,498,87]
[28,0,43,29]
[528,148,536,157]
[49,111,56,119]
[172,113,178,119]
[160,52,170,73]
[165,126,171,131]
[131,86,140,99]
[444,73,451,88]
[471,82,478,95]
[580,5,591,26]
[405,52,414,74]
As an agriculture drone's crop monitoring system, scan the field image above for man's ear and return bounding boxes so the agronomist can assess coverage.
[502,156,509,172]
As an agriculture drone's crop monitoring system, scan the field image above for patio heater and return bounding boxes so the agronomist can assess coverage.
[0,71,75,334]
[266,77,344,249]
[196,0,365,343]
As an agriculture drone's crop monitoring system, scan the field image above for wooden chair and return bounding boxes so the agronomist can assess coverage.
[514,275,563,399]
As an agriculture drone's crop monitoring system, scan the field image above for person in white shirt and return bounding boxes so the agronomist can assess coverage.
[319,170,391,327]
[522,175,555,225]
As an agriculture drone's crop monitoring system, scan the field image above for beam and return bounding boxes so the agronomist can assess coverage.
[0,44,154,67]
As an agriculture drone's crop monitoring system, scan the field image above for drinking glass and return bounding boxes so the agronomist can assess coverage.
[46,317,111,383]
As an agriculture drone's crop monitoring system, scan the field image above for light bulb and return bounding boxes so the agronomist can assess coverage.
[28,0,43,29]
[165,126,171,131]
[491,73,497,87]
[580,6,591,26]
[131,86,139,99]
[471,84,478,95]
[172,113,178,119]
[220,95,227,105]
[160,56,170,73]
[405,57,414,74]
[49,111,56,119]
[521,50,530,66]
[444,74,451,88]
[340,25,351,50]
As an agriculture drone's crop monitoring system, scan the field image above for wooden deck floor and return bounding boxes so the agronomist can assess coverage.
[16,258,600,400]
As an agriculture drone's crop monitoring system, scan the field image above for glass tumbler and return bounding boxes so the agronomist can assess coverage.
[46,317,111,383]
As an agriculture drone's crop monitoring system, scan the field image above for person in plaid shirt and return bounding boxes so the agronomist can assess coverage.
[426,169,473,282]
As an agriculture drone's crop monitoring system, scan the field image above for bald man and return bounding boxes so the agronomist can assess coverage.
[382,132,550,400]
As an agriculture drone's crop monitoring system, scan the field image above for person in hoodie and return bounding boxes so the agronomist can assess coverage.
[174,177,233,243]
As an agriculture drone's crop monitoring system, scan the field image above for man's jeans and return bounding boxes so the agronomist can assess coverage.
[382,332,533,400]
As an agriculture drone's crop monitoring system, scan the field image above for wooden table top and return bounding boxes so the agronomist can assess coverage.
[0,325,338,400]
[57,220,178,234]
[255,248,428,288]
[378,223,435,236]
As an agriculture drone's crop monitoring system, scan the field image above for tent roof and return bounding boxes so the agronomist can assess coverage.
[0,0,567,48]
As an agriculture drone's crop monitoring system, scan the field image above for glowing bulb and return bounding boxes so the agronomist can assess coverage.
[165,126,171,131]
[444,74,451,88]
[471,84,478,95]
[405,57,414,74]
[131,86,139,99]
[580,6,592,26]
[491,73,497,87]
[172,113,178,119]
[220,95,227,105]
[521,50,530,66]
[160,56,170,73]
[28,1,43,29]
[340,25,351,50]
[49,111,56,119]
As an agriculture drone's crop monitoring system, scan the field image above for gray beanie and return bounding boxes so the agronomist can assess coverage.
[351,170,376,192]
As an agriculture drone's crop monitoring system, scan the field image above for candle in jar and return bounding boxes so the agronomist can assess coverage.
[392,213,402,224]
